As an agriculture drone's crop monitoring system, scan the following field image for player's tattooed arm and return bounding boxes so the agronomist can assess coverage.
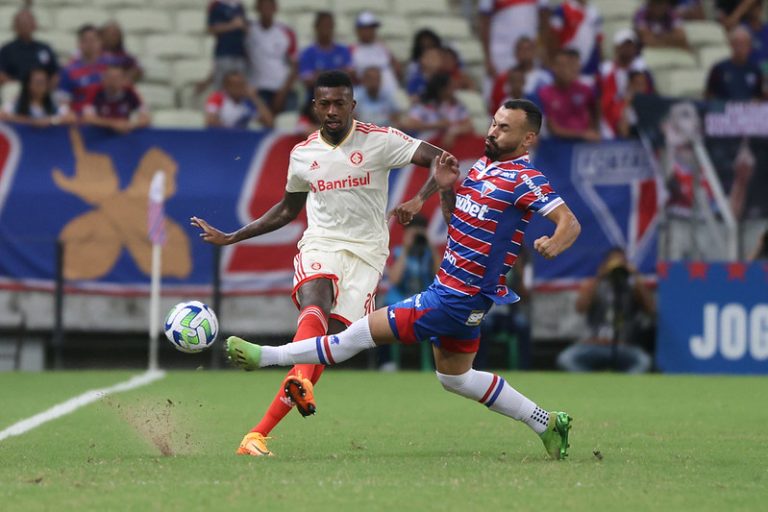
[533,203,581,259]
[191,191,308,245]
[439,188,456,225]
[389,142,459,225]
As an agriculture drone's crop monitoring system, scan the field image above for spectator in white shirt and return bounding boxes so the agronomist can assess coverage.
[349,11,402,96]
[205,70,273,129]
[353,66,400,127]
[245,0,298,114]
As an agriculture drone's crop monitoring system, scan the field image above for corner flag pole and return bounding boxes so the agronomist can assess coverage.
[148,171,167,371]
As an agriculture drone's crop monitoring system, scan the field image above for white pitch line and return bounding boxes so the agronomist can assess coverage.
[0,370,166,442]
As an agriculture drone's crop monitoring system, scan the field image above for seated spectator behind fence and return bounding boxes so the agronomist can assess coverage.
[101,21,142,83]
[557,248,655,373]
[379,215,441,371]
[205,70,273,129]
[82,65,149,134]
[207,0,248,89]
[0,67,73,126]
[298,12,352,102]
[353,66,400,127]
[406,46,444,98]
[490,37,553,114]
[401,72,473,148]
[0,8,58,85]
[706,26,764,100]
[406,29,442,90]
[538,49,600,141]
[58,24,109,115]
[633,0,690,50]
[350,11,402,96]
[600,29,654,138]
[245,0,297,115]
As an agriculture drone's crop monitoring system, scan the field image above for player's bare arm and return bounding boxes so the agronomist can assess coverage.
[533,203,581,259]
[191,191,308,245]
[433,151,459,225]
[389,141,457,225]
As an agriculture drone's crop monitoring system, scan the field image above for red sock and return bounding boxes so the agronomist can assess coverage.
[251,306,327,435]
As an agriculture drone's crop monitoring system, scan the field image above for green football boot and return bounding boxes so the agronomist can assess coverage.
[539,411,572,460]
[226,336,263,370]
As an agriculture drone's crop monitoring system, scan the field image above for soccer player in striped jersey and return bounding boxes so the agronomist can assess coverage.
[226,99,582,459]
[192,70,456,456]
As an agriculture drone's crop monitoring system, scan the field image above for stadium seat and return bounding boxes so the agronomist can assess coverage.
[33,8,55,30]
[178,83,209,110]
[590,0,641,21]
[171,59,211,88]
[450,39,484,66]
[697,45,729,72]
[416,17,472,40]
[282,12,316,42]
[141,59,172,84]
[642,48,698,71]
[137,83,176,109]
[123,34,145,57]
[655,67,707,98]
[116,9,173,34]
[684,21,727,48]
[1,80,21,103]
[45,31,78,59]
[152,109,206,129]
[455,90,486,117]
[175,10,206,35]
[274,110,299,131]
[144,35,203,59]
[55,8,110,31]
[332,0,390,15]
[279,0,332,14]
[393,0,450,16]
[97,0,147,7]
[378,15,412,40]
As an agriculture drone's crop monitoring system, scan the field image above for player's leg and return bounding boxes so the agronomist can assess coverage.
[431,343,571,460]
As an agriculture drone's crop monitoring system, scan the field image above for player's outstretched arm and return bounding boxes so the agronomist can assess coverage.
[533,203,581,259]
[389,142,459,225]
[191,191,308,245]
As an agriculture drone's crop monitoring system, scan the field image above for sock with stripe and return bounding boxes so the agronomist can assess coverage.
[251,306,328,436]
[435,370,548,434]
[260,316,376,367]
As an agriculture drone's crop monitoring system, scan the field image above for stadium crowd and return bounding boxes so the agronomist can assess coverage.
[1,0,767,374]
[1,0,768,134]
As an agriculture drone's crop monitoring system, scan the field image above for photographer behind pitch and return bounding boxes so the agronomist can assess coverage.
[557,247,655,373]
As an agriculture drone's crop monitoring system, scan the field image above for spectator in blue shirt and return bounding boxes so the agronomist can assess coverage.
[298,11,352,105]
[207,0,248,89]
[706,26,764,100]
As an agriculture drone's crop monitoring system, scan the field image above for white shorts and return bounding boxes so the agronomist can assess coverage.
[291,249,381,325]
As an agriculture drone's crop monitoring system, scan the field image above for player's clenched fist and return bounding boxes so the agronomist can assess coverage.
[533,235,560,259]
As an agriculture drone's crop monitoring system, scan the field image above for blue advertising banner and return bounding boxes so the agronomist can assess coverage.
[656,261,768,374]
[529,139,659,287]
[0,123,659,295]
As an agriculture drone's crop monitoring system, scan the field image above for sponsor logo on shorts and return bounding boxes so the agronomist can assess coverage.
[465,310,485,326]
[311,262,321,270]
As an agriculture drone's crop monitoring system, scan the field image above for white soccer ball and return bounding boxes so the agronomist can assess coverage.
[164,300,219,353]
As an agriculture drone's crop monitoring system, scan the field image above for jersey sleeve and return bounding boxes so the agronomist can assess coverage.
[285,150,310,193]
[383,127,420,169]
[512,170,563,216]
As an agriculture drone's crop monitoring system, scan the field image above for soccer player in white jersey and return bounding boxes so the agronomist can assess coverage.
[191,70,457,456]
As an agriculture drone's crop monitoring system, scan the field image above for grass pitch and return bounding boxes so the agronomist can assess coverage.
[0,370,766,511]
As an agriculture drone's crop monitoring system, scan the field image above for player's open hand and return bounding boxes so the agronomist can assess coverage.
[533,235,561,259]
[433,152,459,191]
[388,196,424,225]
[190,216,232,245]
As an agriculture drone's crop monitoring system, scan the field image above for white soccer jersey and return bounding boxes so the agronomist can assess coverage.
[285,121,421,273]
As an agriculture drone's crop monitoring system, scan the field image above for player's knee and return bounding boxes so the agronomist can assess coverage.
[435,370,472,394]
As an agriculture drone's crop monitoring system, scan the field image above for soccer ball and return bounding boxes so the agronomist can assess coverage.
[164,300,219,353]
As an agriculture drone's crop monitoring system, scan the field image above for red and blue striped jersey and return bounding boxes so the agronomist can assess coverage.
[436,154,563,304]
